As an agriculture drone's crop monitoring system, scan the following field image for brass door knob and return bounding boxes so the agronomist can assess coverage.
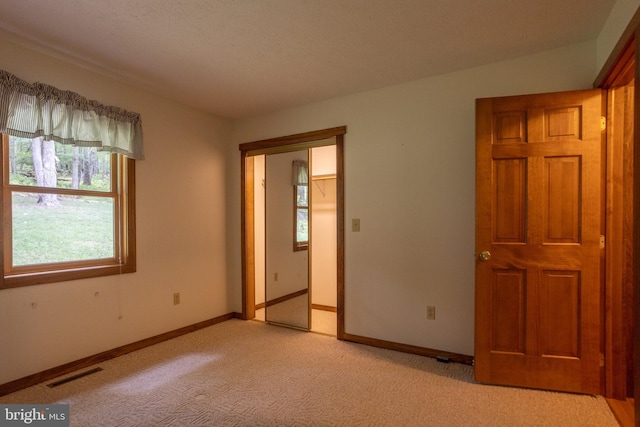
[479,251,491,261]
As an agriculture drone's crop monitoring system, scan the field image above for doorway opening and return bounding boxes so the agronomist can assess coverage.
[239,127,346,339]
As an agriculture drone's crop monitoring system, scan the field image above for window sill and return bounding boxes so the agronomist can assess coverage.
[2,263,135,289]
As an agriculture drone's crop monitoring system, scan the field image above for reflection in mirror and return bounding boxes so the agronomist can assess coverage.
[264,150,310,330]
[294,173,308,251]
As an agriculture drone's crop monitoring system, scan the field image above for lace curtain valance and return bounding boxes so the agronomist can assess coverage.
[0,69,144,160]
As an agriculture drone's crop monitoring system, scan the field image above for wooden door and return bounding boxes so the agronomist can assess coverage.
[475,89,605,394]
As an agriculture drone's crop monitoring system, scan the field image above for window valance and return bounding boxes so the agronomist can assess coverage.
[0,69,144,160]
[292,160,308,186]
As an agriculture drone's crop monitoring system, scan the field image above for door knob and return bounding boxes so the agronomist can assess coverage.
[479,251,491,261]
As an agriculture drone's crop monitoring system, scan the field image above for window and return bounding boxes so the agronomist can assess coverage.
[294,183,308,251]
[292,159,308,251]
[1,134,136,288]
[0,68,142,288]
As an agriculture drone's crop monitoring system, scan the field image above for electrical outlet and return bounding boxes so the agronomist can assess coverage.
[274,272,278,282]
[173,293,180,305]
[427,305,436,320]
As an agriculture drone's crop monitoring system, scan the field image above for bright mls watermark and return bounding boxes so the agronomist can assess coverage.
[0,405,68,426]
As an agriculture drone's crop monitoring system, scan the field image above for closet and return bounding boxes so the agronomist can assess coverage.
[251,144,337,334]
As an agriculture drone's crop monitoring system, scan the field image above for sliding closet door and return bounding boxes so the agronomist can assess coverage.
[264,149,311,330]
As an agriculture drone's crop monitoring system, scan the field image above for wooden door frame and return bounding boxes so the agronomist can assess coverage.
[598,35,635,401]
[593,6,640,418]
[239,126,346,339]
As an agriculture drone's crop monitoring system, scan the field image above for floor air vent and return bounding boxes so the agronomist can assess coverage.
[47,367,103,388]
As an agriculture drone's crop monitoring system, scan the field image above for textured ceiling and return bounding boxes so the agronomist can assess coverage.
[0,0,616,119]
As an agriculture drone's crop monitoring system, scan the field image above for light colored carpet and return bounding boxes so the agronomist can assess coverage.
[0,319,618,426]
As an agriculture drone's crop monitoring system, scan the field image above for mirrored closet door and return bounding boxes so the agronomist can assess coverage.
[264,149,311,330]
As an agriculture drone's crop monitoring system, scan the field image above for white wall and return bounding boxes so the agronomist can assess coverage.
[311,144,337,177]
[311,177,337,308]
[230,41,598,356]
[0,35,232,384]
[597,0,640,71]
[311,145,337,308]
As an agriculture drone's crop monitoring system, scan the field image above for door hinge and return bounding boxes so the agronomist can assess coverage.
[600,235,605,249]
[600,353,605,367]
[600,116,606,131]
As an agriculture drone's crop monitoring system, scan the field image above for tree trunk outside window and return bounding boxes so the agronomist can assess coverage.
[31,137,59,206]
